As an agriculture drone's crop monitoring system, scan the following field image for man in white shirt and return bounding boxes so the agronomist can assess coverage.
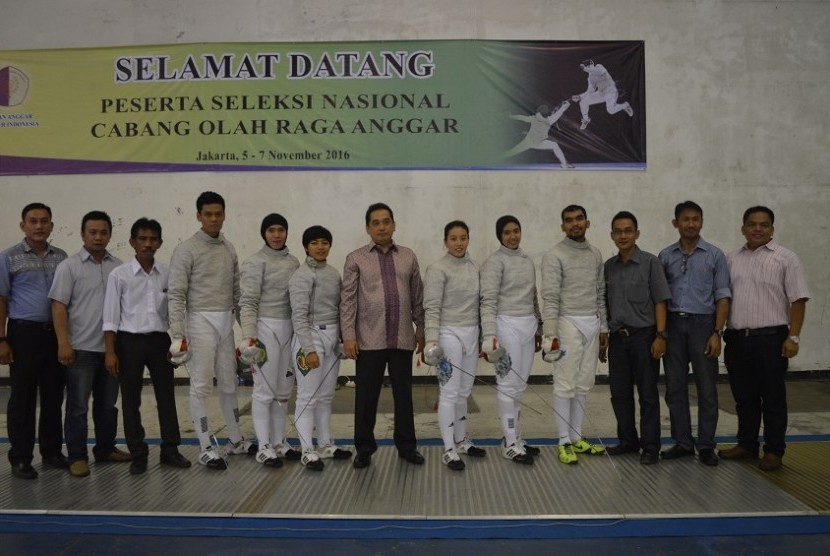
[103,218,191,475]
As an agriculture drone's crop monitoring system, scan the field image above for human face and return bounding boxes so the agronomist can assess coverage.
[672,209,702,242]
[561,209,590,242]
[82,219,111,256]
[610,218,640,253]
[197,203,225,237]
[742,211,774,250]
[444,226,469,258]
[264,224,287,250]
[366,209,396,247]
[129,228,162,263]
[20,208,53,246]
[306,238,331,262]
[500,222,521,250]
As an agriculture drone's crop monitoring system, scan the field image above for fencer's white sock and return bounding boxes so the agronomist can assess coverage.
[553,395,572,445]
[438,396,457,452]
[314,404,333,447]
[218,392,243,443]
[251,398,271,447]
[189,395,212,450]
[453,400,468,444]
[513,398,524,440]
[270,401,289,446]
[294,410,315,452]
[498,396,517,446]
[570,393,587,443]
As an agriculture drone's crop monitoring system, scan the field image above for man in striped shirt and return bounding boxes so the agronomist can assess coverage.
[340,203,426,469]
[720,206,809,472]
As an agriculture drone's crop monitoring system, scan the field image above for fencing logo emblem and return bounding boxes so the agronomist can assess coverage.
[0,66,29,107]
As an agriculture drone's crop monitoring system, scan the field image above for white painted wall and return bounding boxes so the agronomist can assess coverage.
[1,0,828,378]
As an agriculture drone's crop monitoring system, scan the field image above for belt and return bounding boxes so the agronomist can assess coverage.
[612,326,651,337]
[725,325,788,337]
[671,312,709,318]
[8,319,54,331]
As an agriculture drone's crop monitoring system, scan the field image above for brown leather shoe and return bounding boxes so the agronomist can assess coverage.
[759,452,783,471]
[96,447,133,463]
[718,445,758,460]
[69,460,90,477]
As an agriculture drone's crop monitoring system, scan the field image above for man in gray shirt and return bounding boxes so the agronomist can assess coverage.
[49,211,131,478]
[604,211,671,465]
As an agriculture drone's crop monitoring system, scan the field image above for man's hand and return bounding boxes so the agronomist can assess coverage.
[343,339,359,359]
[305,351,321,369]
[534,334,542,353]
[105,351,119,376]
[782,338,800,358]
[651,337,666,360]
[58,343,76,367]
[704,333,721,359]
[0,341,13,366]
[598,333,609,363]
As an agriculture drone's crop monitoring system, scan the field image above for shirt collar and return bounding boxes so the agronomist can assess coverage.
[80,247,113,262]
[369,241,397,253]
[740,238,777,253]
[130,257,158,275]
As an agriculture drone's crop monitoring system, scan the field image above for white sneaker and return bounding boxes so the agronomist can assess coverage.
[198,446,227,470]
[502,438,533,465]
[579,116,591,130]
[456,436,487,457]
[301,450,324,471]
[223,437,254,456]
[319,444,353,460]
[442,449,465,471]
[275,442,301,461]
[255,444,283,468]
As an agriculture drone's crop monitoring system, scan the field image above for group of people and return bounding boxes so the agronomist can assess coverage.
[0,195,808,481]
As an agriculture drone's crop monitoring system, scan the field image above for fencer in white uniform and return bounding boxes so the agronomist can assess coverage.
[288,226,352,471]
[573,59,634,130]
[239,213,300,467]
[423,221,486,471]
[167,191,248,469]
[480,215,542,465]
[505,102,573,168]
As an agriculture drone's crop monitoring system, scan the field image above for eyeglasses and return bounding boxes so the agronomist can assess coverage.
[680,254,689,274]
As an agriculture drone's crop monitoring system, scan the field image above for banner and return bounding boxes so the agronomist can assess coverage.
[0,40,645,175]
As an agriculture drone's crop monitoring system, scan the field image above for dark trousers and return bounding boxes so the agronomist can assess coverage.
[664,312,719,450]
[608,327,661,452]
[723,327,789,456]
[353,349,417,455]
[6,320,65,465]
[116,332,181,460]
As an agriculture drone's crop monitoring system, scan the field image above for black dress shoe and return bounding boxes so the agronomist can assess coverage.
[42,453,70,469]
[661,444,695,460]
[129,459,148,475]
[399,450,425,465]
[640,451,659,465]
[160,452,192,468]
[698,448,719,466]
[353,453,372,469]
[606,444,640,456]
[11,462,38,479]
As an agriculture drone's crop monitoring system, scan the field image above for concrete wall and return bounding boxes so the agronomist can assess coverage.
[1,0,828,377]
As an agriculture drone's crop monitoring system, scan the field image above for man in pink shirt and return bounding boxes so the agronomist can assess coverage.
[721,206,809,472]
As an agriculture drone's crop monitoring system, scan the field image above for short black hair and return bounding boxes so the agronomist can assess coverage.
[302,225,333,248]
[21,202,52,221]
[742,205,775,225]
[444,220,469,240]
[561,204,587,222]
[365,202,394,226]
[130,217,162,240]
[674,200,703,219]
[196,191,225,212]
[611,211,638,230]
[81,210,113,234]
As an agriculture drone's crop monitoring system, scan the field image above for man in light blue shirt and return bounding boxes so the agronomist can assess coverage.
[658,201,731,467]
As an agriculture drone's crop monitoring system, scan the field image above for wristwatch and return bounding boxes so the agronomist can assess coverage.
[656,331,667,340]
[712,329,724,338]
[788,335,800,344]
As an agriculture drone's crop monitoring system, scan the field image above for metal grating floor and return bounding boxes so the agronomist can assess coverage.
[0,443,816,520]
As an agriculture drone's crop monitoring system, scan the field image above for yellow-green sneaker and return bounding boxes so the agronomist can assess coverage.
[558,443,578,465]
[572,438,605,455]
